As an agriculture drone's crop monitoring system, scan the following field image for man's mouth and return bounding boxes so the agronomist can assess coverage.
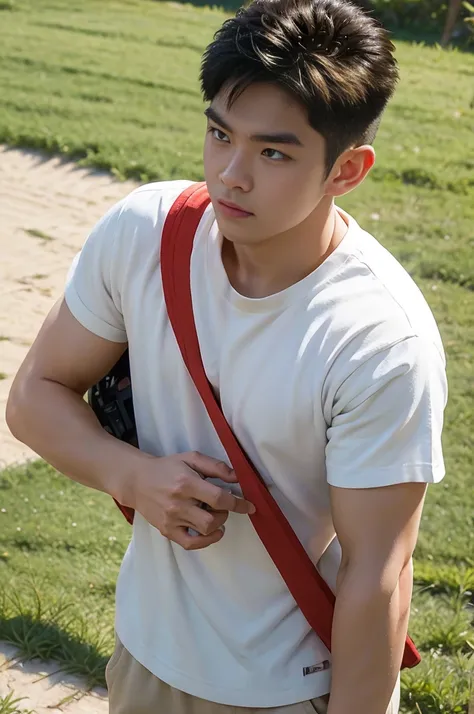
[217,199,254,218]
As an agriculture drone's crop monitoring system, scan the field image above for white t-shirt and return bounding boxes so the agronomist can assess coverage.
[65,181,447,707]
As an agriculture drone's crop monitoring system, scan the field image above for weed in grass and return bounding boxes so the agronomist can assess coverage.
[409,589,473,656]
[0,693,33,714]
[401,652,473,714]
[0,579,113,688]
[414,564,474,597]
[23,229,54,242]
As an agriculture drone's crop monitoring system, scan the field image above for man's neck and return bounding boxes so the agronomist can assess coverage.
[221,200,347,299]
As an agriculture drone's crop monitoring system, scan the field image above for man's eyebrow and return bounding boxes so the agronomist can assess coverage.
[204,106,304,147]
[250,131,303,147]
[204,107,232,133]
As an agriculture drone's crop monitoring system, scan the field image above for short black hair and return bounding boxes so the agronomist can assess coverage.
[200,0,399,174]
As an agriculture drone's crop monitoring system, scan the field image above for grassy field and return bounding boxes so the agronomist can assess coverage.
[0,0,473,712]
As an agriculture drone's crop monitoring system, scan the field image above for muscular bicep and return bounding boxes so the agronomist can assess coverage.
[330,482,427,582]
[9,298,127,398]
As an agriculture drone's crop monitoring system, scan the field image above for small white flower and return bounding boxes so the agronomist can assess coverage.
[431,285,438,291]
[370,213,380,221]
[1,508,6,513]
[32,508,37,514]
[59,491,64,496]
[17,527,21,532]
[444,235,450,241]
[72,522,77,527]
[40,494,45,500]
[24,498,29,503]
[413,146,420,154]
[108,536,117,542]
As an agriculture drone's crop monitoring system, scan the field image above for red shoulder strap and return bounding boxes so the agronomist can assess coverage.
[160,182,421,670]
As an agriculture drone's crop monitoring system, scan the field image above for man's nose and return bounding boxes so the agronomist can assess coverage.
[219,152,252,192]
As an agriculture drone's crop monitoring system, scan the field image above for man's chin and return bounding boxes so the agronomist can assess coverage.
[216,221,261,246]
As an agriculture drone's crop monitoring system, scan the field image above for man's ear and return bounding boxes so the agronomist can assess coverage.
[324,145,376,198]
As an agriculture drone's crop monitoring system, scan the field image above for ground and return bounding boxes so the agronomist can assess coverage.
[0,146,135,712]
[0,146,136,467]
[0,0,473,711]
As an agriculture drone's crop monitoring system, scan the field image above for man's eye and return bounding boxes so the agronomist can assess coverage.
[262,148,288,161]
[210,128,230,143]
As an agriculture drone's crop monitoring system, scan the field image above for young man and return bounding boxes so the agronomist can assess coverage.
[6,0,447,712]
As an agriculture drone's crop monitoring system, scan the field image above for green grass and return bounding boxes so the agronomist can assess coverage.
[0,0,473,712]
[0,461,127,689]
[0,692,33,714]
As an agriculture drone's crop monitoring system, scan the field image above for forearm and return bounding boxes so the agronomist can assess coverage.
[327,560,413,714]
[6,378,149,505]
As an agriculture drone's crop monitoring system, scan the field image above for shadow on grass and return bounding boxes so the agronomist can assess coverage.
[0,614,110,689]
[0,615,109,689]
[0,135,161,184]
[0,583,113,689]
[0,144,138,187]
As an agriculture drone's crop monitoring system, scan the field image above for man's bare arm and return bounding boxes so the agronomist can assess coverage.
[6,298,135,499]
[7,299,255,550]
[327,481,427,714]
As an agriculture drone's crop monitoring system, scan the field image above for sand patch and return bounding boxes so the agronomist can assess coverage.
[0,145,137,468]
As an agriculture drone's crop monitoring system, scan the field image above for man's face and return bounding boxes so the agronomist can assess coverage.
[203,82,328,246]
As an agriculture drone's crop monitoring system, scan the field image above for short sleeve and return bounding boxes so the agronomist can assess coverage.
[325,337,448,488]
[65,198,129,343]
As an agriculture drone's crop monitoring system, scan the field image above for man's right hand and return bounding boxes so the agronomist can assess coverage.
[129,451,256,550]
[7,299,255,552]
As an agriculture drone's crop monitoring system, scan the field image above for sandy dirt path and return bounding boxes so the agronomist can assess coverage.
[0,145,137,469]
[0,146,139,711]
[0,642,108,713]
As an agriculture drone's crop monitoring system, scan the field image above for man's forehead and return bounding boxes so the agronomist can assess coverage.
[212,83,310,130]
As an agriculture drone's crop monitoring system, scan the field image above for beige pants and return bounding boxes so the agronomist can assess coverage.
[106,635,400,713]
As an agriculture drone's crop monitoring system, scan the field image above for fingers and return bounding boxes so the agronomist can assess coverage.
[228,495,257,515]
[180,452,256,515]
[187,506,229,536]
[174,526,225,551]
[192,478,256,515]
[183,451,238,483]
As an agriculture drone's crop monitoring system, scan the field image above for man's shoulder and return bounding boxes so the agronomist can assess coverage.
[350,225,442,347]
[128,179,195,201]
[119,179,196,224]
[314,217,445,373]
[88,180,197,257]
